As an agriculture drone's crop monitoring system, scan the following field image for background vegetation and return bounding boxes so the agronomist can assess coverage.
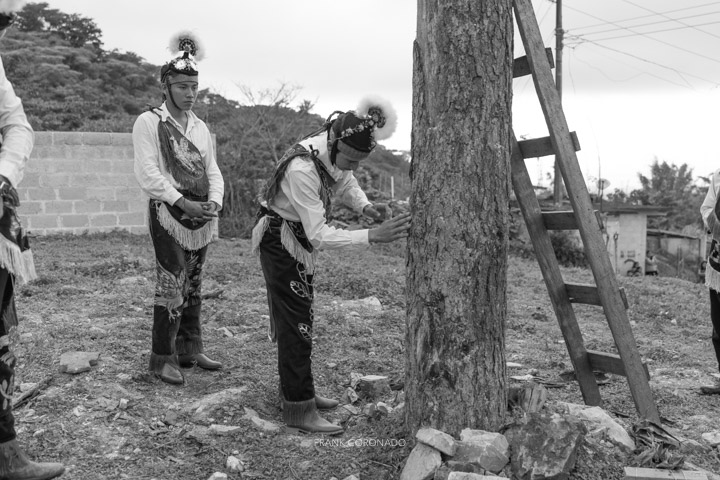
[3,2,411,237]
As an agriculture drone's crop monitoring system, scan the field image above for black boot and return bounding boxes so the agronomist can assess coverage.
[178,353,222,370]
[282,398,343,435]
[0,439,64,480]
[149,353,184,385]
[278,385,338,410]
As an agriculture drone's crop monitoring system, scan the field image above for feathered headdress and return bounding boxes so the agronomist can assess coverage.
[326,95,398,160]
[161,30,204,82]
[0,0,24,31]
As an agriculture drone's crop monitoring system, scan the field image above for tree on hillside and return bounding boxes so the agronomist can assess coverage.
[406,0,511,435]
[631,159,701,230]
[15,2,102,49]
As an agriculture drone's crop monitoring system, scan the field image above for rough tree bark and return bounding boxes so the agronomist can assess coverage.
[406,0,513,436]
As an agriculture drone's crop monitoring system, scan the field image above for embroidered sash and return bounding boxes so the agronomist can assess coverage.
[149,108,216,250]
[0,178,36,287]
[251,144,335,273]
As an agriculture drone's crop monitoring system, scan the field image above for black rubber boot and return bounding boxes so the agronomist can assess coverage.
[149,353,184,385]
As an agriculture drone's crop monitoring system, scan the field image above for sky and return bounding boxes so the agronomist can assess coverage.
[39,0,720,194]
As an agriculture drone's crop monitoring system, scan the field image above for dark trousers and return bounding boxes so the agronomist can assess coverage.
[149,202,207,356]
[259,221,316,402]
[0,269,17,442]
[709,289,720,373]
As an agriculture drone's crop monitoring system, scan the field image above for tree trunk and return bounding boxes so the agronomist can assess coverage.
[406,0,513,436]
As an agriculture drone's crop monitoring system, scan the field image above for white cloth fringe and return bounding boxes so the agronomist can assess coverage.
[0,234,37,285]
[251,215,270,256]
[706,264,720,293]
[251,214,317,273]
[156,202,216,251]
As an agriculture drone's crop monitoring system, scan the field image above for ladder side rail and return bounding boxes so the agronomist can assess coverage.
[510,133,602,406]
[513,0,660,423]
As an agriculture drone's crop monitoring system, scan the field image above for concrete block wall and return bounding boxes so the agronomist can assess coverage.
[16,132,149,235]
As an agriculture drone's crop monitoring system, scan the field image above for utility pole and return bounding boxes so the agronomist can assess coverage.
[553,0,564,207]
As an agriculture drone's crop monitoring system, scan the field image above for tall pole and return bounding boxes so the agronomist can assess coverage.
[553,0,564,206]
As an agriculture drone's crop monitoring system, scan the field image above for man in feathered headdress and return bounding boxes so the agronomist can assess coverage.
[133,31,224,385]
[252,97,411,433]
[0,2,65,479]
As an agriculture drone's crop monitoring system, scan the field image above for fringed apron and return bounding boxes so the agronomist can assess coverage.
[252,144,333,402]
[148,108,214,359]
[704,193,720,372]
[0,183,37,442]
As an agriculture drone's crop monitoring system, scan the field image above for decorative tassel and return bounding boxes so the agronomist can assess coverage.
[176,337,203,355]
[706,264,720,293]
[251,215,270,256]
[280,221,317,274]
[0,235,37,285]
[156,203,215,251]
[281,398,317,427]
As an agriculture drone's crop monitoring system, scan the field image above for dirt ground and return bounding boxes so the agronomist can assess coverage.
[7,232,720,479]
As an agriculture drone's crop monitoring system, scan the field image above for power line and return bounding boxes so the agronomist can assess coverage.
[562,3,720,66]
[620,0,720,41]
[571,2,720,31]
[572,11,720,38]
[568,20,720,44]
[573,40,718,89]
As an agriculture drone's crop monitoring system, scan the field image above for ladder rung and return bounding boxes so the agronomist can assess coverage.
[513,47,554,78]
[565,283,629,309]
[586,350,650,380]
[542,210,603,231]
[517,132,580,159]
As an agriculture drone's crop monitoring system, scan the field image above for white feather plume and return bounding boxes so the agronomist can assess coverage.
[168,30,205,61]
[356,95,398,141]
[0,0,25,14]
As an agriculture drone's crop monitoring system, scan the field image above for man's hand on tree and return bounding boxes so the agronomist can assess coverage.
[368,212,411,244]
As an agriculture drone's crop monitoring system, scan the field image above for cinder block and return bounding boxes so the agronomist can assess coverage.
[44,201,73,214]
[74,200,103,214]
[118,211,146,226]
[111,159,135,174]
[81,132,112,145]
[89,214,118,227]
[110,133,133,146]
[17,201,43,215]
[28,146,54,161]
[29,215,60,229]
[46,159,83,174]
[25,188,57,201]
[58,187,87,200]
[41,173,71,188]
[115,186,145,201]
[102,200,129,213]
[85,187,115,201]
[95,145,129,160]
[95,174,133,187]
[69,173,100,187]
[19,172,41,188]
[33,132,53,146]
[61,215,90,228]
[53,132,83,145]
[82,159,113,174]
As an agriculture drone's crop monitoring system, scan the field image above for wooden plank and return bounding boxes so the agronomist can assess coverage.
[510,134,602,407]
[587,350,649,380]
[624,466,707,479]
[517,132,580,158]
[513,47,554,78]
[513,0,660,424]
[566,283,629,309]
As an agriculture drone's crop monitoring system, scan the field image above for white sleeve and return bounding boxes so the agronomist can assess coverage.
[0,56,33,187]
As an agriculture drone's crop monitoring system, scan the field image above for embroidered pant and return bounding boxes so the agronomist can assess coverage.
[149,202,207,357]
[0,268,18,442]
[259,219,316,403]
[709,289,720,373]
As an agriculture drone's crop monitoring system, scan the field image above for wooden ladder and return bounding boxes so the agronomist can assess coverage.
[510,0,660,423]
